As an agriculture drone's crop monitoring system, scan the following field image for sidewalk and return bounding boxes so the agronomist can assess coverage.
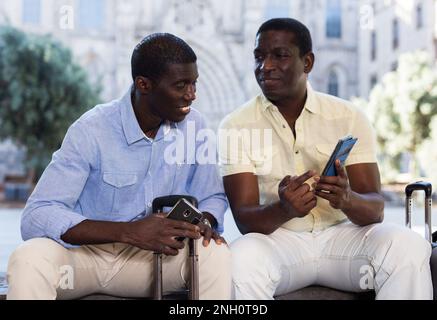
[0,208,22,273]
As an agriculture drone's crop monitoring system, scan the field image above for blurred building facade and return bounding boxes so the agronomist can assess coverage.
[0,0,436,182]
[0,0,360,125]
[359,0,437,98]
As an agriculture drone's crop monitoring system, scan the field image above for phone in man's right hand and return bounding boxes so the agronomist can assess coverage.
[166,198,203,241]
[321,135,358,177]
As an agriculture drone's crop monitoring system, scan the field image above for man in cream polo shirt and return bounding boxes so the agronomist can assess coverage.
[218,18,432,300]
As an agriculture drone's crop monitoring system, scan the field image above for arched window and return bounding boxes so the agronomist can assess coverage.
[78,0,105,29]
[326,0,342,38]
[264,0,290,20]
[328,71,339,97]
[22,0,41,25]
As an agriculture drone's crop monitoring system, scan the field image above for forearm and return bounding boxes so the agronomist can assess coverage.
[61,220,129,246]
[234,201,292,235]
[343,192,384,226]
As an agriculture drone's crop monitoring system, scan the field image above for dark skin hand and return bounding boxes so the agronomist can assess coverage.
[314,160,384,226]
[278,171,317,218]
[224,170,316,235]
[198,212,227,247]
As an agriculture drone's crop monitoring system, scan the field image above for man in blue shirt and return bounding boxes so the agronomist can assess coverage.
[7,33,231,300]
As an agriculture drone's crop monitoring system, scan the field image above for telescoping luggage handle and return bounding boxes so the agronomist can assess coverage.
[405,181,435,246]
[152,195,199,300]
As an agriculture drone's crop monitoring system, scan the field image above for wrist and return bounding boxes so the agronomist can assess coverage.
[341,190,355,214]
[276,201,294,219]
[118,221,134,245]
[202,212,218,230]
[277,199,295,217]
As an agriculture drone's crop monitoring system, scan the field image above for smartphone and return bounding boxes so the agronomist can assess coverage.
[321,135,358,176]
[166,198,203,241]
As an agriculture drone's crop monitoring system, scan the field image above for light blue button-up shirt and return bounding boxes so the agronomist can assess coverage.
[21,88,228,247]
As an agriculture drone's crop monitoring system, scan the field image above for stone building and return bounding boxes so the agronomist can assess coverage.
[0,0,361,128]
[358,0,437,98]
[1,0,435,182]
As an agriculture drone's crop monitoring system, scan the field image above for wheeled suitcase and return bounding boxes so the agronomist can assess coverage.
[405,181,437,299]
[152,195,200,300]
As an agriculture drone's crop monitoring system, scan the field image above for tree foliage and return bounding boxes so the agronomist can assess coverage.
[0,26,100,180]
[354,51,437,184]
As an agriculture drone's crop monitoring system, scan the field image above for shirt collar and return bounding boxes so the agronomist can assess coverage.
[260,82,320,115]
[143,120,177,142]
[120,86,178,145]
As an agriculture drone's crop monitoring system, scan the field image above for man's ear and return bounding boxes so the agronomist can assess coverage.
[303,52,315,74]
[134,76,152,94]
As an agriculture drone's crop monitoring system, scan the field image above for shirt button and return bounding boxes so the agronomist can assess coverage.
[147,202,152,208]
[295,150,299,154]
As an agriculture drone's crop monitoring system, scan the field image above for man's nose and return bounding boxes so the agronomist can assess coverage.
[184,84,196,101]
[260,56,275,71]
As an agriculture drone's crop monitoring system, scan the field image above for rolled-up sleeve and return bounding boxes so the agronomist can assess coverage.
[346,109,378,166]
[21,121,95,248]
[218,117,256,177]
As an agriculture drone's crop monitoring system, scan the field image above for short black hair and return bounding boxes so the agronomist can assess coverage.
[131,33,197,81]
[256,18,313,57]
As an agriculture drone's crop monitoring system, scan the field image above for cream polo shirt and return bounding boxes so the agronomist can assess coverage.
[218,84,378,233]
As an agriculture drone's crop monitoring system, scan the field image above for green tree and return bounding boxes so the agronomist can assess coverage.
[0,26,100,180]
[355,51,437,184]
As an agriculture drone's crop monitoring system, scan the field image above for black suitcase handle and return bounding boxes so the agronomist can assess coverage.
[405,181,432,198]
[152,195,198,213]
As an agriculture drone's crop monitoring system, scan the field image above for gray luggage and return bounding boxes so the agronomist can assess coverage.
[405,181,437,299]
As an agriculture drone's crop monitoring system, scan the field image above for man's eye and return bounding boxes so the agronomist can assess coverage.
[176,83,186,89]
[277,53,290,58]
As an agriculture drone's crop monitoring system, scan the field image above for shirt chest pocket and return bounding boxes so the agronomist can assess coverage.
[99,173,140,214]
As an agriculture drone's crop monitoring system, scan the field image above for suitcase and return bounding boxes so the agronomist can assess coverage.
[405,181,437,299]
[152,195,199,300]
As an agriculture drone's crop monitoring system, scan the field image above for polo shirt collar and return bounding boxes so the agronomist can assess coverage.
[260,82,321,115]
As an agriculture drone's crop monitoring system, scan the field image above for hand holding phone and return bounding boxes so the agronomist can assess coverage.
[166,198,203,241]
[321,135,358,176]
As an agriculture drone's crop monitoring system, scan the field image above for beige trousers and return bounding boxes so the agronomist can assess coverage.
[6,238,232,300]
